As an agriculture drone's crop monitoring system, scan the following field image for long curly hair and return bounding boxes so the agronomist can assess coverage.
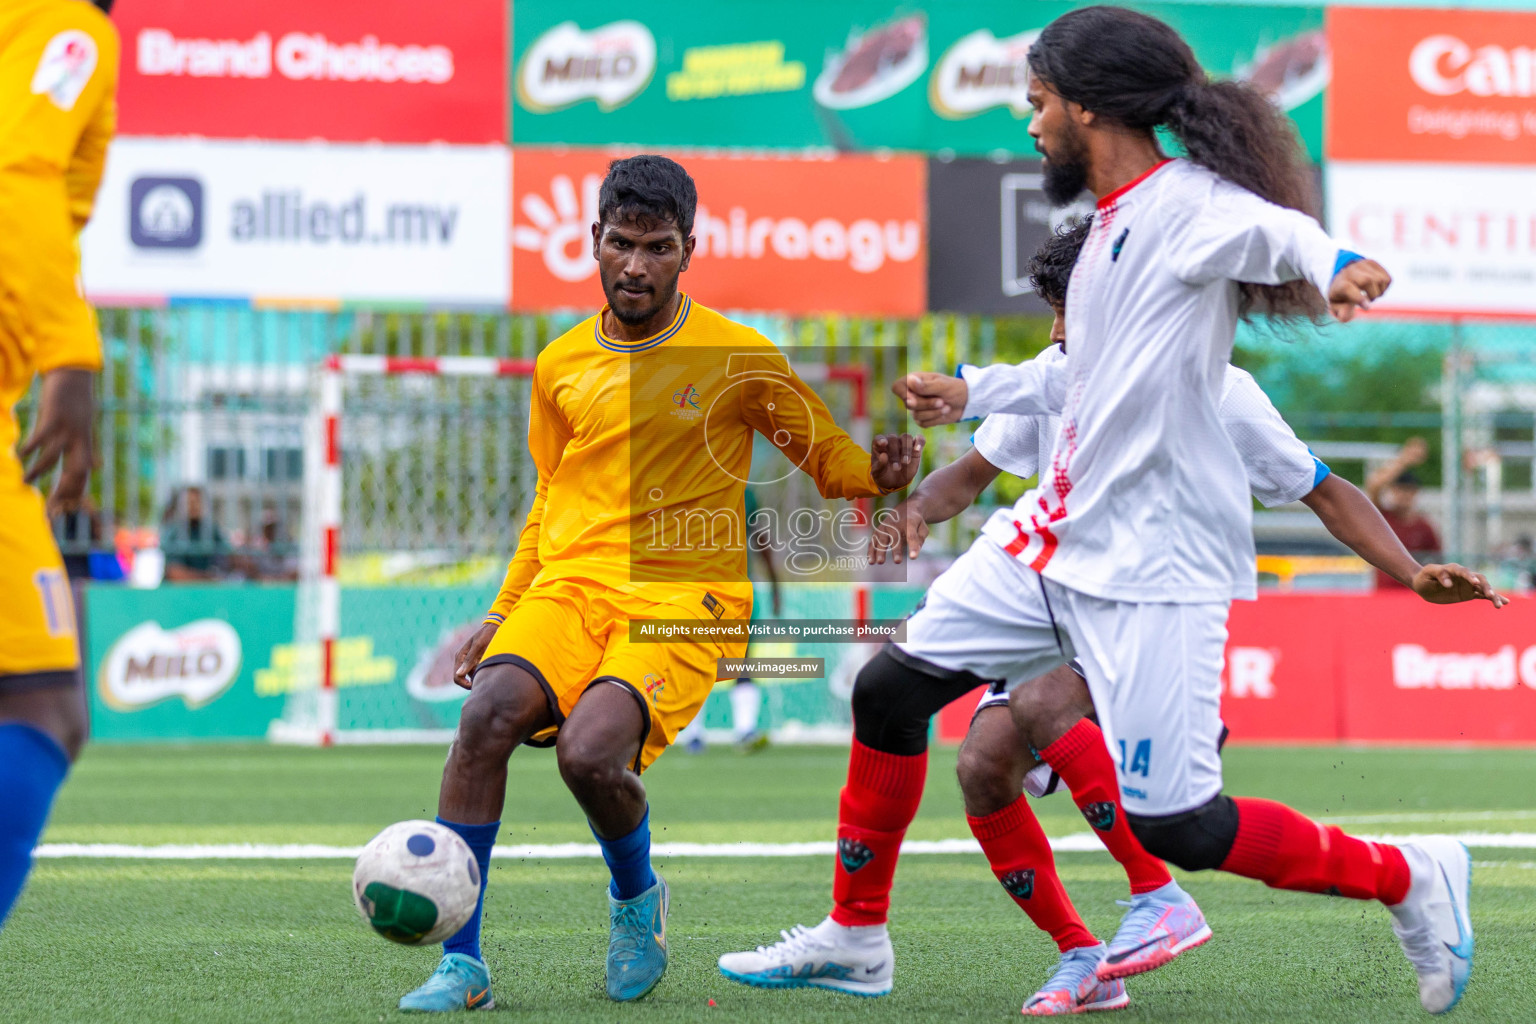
[1027,6,1324,322]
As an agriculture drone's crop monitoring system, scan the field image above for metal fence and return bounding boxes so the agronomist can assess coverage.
[18,306,1536,576]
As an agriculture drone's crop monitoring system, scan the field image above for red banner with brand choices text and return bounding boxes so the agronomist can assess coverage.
[936,593,1536,745]
[511,148,927,315]
[1328,6,1536,164]
[115,0,505,143]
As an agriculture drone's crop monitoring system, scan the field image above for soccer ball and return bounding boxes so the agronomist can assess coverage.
[352,820,480,945]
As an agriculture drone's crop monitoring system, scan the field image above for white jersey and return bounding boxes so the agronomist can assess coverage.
[973,344,1328,510]
[960,159,1342,603]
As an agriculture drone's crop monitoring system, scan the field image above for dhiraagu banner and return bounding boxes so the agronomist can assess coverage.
[510,1,1326,160]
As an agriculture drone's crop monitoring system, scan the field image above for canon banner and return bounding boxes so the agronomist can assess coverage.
[511,147,926,315]
[1329,6,1536,165]
[81,138,510,307]
[1327,162,1536,318]
[511,2,1327,159]
[115,0,505,143]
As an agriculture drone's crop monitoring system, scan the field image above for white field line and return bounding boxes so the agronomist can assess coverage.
[33,832,1536,860]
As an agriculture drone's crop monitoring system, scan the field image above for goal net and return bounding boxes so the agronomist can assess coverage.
[273,352,876,746]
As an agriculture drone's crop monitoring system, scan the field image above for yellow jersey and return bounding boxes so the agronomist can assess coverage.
[0,0,118,479]
[490,296,883,617]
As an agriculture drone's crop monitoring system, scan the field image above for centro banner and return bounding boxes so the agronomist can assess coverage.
[511,1,1327,159]
[114,0,506,143]
[1327,162,1536,318]
[511,147,926,315]
[80,137,511,307]
[1329,6,1536,165]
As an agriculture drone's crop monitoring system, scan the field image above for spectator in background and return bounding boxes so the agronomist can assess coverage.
[249,507,299,582]
[1365,437,1442,590]
[160,485,231,581]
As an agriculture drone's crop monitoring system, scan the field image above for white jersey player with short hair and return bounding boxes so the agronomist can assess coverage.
[963,341,1328,798]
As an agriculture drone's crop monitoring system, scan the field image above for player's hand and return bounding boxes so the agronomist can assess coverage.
[871,433,924,491]
[1411,563,1507,608]
[1328,259,1391,322]
[892,373,968,427]
[453,622,500,689]
[19,367,95,515]
[869,500,929,565]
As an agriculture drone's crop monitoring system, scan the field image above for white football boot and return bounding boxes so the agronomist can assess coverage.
[1389,838,1473,1014]
[718,916,893,996]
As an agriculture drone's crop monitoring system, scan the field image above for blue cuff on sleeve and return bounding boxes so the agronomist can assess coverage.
[1332,250,1365,279]
[1311,456,1331,489]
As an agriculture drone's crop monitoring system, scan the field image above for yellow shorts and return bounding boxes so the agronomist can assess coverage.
[0,476,80,685]
[478,576,749,772]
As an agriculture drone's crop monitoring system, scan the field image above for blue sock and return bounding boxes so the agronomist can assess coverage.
[0,724,70,929]
[593,807,657,901]
[438,818,498,962]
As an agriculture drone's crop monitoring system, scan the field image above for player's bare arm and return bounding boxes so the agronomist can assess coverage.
[18,367,95,515]
[870,448,1001,564]
[453,623,499,689]
[1300,473,1503,607]
[1327,258,1391,322]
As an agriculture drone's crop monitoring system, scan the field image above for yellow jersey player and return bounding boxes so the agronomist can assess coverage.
[396,155,922,1011]
[0,0,118,929]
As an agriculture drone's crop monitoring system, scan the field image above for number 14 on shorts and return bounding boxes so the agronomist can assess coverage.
[1117,738,1152,778]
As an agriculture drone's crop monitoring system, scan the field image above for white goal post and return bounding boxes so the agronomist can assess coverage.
[274,352,874,747]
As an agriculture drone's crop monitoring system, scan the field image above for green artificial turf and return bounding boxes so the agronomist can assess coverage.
[3,743,1533,1022]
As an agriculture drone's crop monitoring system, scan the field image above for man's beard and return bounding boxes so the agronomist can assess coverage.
[1040,126,1090,206]
[602,277,672,325]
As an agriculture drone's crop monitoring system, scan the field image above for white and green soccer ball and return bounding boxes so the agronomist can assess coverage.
[352,820,480,945]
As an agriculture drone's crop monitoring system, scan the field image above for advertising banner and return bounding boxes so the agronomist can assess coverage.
[1327,162,1536,318]
[81,138,511,307]
[115,0,505,143]
[1328,7,1536,166]
[511,147,926,315]
[86,584,293,741]
[928,158,1063,315]
[510,2,1327,159]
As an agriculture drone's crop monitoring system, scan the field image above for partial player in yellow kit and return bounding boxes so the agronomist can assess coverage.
[0,0,119,930]
[393,155,922,1012]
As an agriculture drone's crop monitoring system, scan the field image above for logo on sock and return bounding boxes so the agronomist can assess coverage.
[1083,801,1117,831]
[837,837,874,873]
[1001,869,1035,900]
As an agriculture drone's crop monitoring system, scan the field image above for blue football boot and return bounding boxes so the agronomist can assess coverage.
[606,873,669,1001]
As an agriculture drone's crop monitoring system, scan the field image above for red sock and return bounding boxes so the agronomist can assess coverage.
[830,740,927,926]
[1040,719,1172,896]
[1221,798,1411,905]
[969,795,1098,953]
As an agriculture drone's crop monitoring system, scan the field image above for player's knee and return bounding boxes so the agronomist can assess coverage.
[454,666,542,762]
[1126,794,1240,872]
[850,648,936,756]
[555,734,626,798]
[955,736,1021,816]
[1010,666,1091,750]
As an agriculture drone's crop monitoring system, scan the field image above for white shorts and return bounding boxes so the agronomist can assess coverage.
[900,537,1230,816]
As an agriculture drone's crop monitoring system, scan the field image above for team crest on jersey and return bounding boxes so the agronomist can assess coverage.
[670,383,703,421]
[1082,801,1117,831]
[642,673,666,698]
[838,838,874,873]
[31,30,98,111]
[1001,869,1035,900]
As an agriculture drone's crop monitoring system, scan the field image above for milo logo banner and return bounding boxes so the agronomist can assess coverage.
[511,1,1327,160]
[83,583,497,742]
